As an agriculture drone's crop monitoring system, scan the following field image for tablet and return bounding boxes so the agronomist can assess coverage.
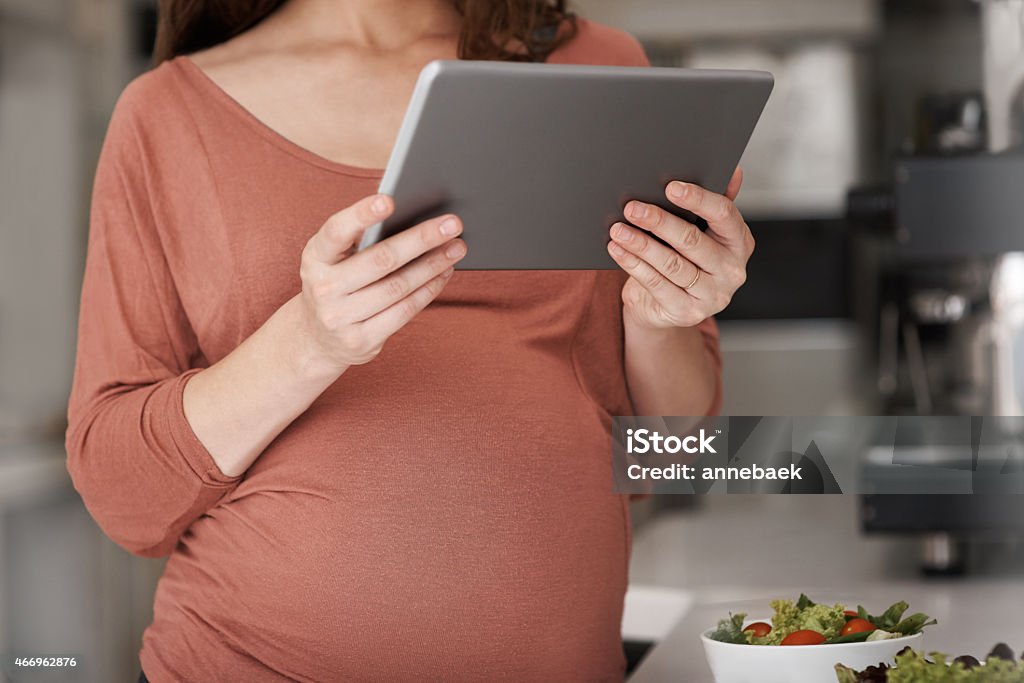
[358,60,773,269]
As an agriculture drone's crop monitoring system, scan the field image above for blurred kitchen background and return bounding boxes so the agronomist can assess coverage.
[1,0,1023,681]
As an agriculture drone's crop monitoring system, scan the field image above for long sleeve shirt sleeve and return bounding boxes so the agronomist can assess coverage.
[65,90,240,558]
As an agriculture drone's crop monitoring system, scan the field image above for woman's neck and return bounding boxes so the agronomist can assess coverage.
[270,0,461,52]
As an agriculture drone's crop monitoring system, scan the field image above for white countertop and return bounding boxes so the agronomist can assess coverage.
[631,578,1024,682]
[628,497,1024,681]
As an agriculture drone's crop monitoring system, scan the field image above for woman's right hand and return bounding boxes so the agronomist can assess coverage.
[298,193,465,373]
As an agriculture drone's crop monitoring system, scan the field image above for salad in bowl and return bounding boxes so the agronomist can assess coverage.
[709,593,935,646]
[701,594,935,683]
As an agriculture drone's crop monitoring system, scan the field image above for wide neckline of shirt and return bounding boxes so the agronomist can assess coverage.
[172,55,387,180]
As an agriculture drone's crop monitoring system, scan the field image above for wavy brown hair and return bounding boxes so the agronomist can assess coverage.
[153,0,577,64]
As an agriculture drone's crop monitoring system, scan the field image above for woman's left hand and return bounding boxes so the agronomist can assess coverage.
[608,168,754,330]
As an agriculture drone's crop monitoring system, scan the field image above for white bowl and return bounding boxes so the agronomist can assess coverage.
[701,620,923,683]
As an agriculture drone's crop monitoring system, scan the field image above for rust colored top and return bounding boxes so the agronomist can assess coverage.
[67,19,721,682]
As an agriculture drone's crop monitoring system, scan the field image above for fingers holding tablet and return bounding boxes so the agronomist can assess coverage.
[358,265,456,341]
[665,180,754,259]
[661,177,754,294]
[608,222,703,293]
[619,200,723,275]
[346,237,465,321]
[337,213,465,293]
[298,194,465,368]
[306,194,395,265]
[609,175,754,329]
[608,243,707,329]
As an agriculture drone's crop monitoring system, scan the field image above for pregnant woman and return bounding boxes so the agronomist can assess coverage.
[66,0,753,680]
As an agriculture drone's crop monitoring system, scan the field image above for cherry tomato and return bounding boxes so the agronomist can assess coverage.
[843,610,859,618]
[840,618,877,636]
[743,622,772,638]
[780,630,826,646]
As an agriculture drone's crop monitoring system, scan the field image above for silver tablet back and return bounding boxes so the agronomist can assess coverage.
[359,60,773,269]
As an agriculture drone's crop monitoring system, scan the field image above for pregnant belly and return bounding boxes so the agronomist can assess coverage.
[145,346,629,681]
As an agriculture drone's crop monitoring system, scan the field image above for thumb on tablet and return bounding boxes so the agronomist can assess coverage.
[307,194,394,265]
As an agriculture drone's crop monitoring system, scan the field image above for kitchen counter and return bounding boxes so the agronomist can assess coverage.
[631,578,1024,682]
[628,496,1024,681]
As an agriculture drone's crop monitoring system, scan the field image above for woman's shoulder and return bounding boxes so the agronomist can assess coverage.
[549,17,649,67]
[102,59,199,154]
[101,56,228,168]
[92,62,175,170]
[112,59,190,123]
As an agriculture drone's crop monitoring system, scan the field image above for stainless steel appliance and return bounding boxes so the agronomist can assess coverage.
[851,0,1024,574]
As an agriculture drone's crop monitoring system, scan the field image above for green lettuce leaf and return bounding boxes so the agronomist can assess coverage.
[797,593,816,610]
[834,664,861,683]
[708,612,748,644]
[893,613,937,636]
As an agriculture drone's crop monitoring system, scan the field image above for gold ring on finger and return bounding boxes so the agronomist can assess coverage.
[684,268,702,290]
